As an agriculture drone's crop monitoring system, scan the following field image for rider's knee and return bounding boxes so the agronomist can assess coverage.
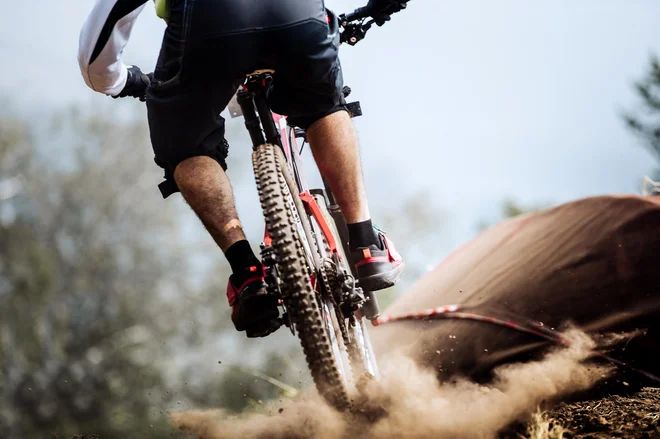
[288,105,348,131]
[156,134,229,199]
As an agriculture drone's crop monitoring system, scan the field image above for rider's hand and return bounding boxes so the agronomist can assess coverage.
[363,0,409,26]
[113,65,153,101]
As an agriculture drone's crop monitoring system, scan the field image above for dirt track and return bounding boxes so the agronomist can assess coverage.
[172,383,660,439]
[542,387,660,439]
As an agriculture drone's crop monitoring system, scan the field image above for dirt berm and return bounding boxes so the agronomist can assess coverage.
[370,194,660,437]
[372,194,660,389]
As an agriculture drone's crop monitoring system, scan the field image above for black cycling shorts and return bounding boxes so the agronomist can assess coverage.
[146,0,347,198]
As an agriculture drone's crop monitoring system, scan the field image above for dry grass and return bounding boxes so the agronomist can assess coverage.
[525,410,567,439]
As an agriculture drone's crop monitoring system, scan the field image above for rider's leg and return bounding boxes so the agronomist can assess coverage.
[306,110,369,223]
[306,110,380,249]
[145,0,284,336]
[173,155,247,251]
[173,156,279,336]
[306,110,404,290]
[267,13,403,289]
[173,155,262,284]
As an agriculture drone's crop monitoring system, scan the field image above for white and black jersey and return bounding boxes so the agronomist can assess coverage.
[77,0,328,97]
[77,0,149,96]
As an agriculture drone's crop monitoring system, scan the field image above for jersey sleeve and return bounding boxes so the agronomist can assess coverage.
[77,0,149,96]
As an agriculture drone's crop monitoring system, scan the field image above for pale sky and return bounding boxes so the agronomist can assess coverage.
[1,0,658,256]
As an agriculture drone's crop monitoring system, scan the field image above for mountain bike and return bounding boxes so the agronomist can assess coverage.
[227,11,388,410]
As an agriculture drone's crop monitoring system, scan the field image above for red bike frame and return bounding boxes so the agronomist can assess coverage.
[268,112,340,258]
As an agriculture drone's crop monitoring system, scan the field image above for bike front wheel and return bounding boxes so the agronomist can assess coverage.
[252,143,351,410]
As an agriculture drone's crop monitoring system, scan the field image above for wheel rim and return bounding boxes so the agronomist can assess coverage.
[321,300,350,384]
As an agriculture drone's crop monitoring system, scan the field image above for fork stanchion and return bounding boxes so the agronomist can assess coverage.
[236,89,265,148]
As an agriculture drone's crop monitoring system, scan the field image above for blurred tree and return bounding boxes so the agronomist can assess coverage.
[0,106,192,438]
[499,198,544,219]
[476,198,547,233]
[0,102,314,437]
[375,191,446,309]
[622,55,660,181]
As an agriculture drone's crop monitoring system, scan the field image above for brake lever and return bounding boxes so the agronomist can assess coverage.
[339,18,374,46]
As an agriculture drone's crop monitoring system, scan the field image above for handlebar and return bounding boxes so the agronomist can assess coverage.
[343,7,370,22]
[339,1,410,45]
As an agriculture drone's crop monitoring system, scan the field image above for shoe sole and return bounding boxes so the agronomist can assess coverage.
[358,262,405,292]
[233,293,280,335]
[246,318,282,338]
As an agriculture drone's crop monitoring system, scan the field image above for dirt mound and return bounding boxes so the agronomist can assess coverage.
[371,195,660,387]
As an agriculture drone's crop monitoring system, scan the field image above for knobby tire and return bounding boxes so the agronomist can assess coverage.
[252,143,350,410]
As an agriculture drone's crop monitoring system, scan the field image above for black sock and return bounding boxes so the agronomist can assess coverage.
[225,240,261,285]
[347,219,381,250]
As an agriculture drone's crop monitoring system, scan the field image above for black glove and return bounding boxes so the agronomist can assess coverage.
[363,0,409,26]
[113,65,152,101]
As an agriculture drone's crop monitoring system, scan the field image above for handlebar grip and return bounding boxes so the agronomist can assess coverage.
[344,6,369,22]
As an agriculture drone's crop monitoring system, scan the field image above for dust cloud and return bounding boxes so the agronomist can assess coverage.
[170,329,611,439]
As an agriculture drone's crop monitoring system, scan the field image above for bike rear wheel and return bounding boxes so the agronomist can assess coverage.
[253,143,351,410]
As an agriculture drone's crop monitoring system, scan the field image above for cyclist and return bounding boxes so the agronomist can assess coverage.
[77,0,407,337]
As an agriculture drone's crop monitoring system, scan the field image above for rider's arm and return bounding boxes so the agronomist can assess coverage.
[77,0,148,96]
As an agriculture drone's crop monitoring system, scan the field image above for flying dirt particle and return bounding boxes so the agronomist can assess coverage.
[484,349,489,352]
[218,361,222,364]
[279,408,284,414]
[623,381,629,386]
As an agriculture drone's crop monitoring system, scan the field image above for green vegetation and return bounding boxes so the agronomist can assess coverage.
[623,55,660,181]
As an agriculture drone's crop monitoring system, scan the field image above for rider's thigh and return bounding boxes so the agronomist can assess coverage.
[267,12,347,129]
[146,33,251,198]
